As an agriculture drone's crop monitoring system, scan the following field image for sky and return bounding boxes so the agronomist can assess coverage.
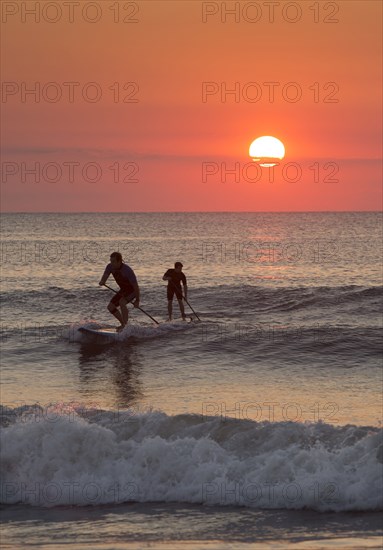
[1,0,382,211]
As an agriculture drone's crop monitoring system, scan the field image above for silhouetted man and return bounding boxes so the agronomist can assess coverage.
[99,252,140,331]
[163,262,187,321]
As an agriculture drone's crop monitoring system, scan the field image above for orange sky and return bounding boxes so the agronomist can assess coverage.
[1,0,382,211]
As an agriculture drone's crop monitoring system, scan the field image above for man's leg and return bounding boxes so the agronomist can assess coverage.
[167,299,173,320]
[177,297,186,319]
[108,302,124,326]
[119,297,129,327]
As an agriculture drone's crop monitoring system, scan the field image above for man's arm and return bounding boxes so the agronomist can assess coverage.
[132,283,140,307]
[124,267,140,306]
[182,274,187,299]
[162,269,172,281]
[99,264,111,286]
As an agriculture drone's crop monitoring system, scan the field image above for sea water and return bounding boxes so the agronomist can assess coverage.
[1,212,382,548]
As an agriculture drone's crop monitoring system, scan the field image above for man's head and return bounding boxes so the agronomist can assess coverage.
[110,251,123,269]
[174,261,183,272]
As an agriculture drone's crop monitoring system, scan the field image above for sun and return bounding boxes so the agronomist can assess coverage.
[249,136,285,167]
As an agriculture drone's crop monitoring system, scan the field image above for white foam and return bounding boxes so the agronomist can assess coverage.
[1,407,381,510]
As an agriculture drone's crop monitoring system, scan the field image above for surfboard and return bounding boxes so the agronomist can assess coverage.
[77,317,198,343]
[78,326,121,341]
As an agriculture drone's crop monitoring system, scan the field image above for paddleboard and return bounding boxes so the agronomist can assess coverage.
[78,317,198,343]
[78,326,121,341]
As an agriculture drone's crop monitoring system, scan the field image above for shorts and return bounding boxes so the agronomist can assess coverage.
[110,289,136,308]
[167,286,182,301]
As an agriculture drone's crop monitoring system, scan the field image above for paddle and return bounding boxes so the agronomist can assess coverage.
[169,280,201,322]
[101,283,160,325]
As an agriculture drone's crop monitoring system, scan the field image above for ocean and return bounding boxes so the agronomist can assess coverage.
[1,212,382,549]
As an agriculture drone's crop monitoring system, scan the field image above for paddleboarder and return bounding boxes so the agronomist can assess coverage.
[163,262,188,321]
[99,252,140,331]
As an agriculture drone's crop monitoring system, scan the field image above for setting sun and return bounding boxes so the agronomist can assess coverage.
[249,136,286,167]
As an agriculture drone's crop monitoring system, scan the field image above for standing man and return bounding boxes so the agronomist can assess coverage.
[163,262,187,321]
[99,252,140,331]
